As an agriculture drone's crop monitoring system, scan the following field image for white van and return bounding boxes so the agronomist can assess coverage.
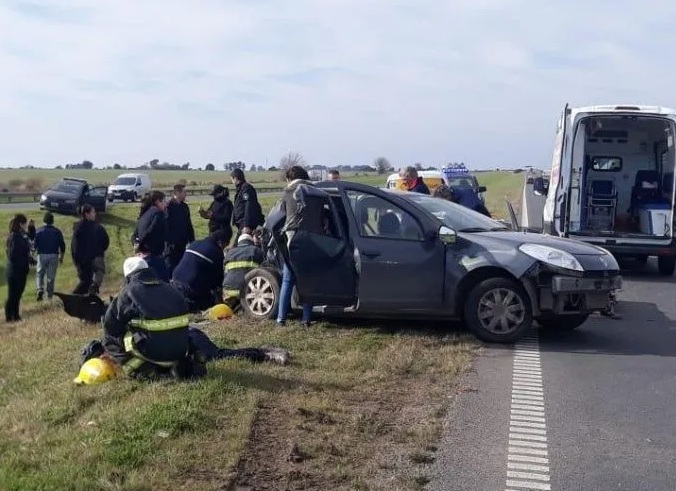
[107,173,152,202]
[540,104,676,275]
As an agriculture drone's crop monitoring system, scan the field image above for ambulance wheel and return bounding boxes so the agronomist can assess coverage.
[658,256,676,276]
[240,268,281,321]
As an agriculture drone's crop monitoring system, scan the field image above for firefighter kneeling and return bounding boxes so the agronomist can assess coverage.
[101,256,205,380]
[222,233,265,308]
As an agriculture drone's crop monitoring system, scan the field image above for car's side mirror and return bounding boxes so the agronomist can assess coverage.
[478,186,487,193]
[533,177,549,195]
[439,225,457,245]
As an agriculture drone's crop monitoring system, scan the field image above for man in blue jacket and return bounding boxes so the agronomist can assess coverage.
[34,212,66,301]
[170,229,229,311]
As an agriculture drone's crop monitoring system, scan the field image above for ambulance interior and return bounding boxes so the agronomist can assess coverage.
[568,115,676,240]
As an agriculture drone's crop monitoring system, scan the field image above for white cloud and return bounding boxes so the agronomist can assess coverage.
[1,0,675,168]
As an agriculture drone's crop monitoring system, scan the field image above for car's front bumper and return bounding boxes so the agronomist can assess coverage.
[39,200,78,213]
[525,272,622,316]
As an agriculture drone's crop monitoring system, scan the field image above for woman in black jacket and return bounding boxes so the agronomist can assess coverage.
[71,204,99,294]
[133,191,169,281]
[5,214,31,322]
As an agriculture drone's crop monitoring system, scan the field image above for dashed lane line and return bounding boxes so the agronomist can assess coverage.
[505,333,552,491]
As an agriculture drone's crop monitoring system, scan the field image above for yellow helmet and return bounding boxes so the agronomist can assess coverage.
[73,357,118,386]
[207,303,234,321]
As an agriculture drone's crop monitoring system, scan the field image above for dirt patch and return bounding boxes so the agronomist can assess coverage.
[228,370,465,491]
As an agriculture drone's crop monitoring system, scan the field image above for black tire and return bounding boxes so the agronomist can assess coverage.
[658,256,676,276]
[463,277,533,343]
[537,314,589,331]
[239,268,281,321]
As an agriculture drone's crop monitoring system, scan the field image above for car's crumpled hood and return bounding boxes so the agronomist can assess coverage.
[469,231,607,255]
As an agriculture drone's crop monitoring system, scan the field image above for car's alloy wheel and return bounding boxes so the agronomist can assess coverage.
[464,277,533,343]
[241,268,281,320]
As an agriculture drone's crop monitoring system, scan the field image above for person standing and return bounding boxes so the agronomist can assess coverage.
[230,169,264,243]
[5,214,31,322]
[91,220,110,295]
[328,169,340,181]
[34,212,65,302]
[276,165,324,327]
[165,184,195,277]
[402,166,430,194]
[71,205,99,295]
[198,185,233,244]
[133,191,169,282]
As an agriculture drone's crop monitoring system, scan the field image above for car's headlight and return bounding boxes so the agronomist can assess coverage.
[519,243,584,271]
[40,194,47,201]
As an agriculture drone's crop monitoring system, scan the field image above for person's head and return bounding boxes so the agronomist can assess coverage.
[402,166,419,187]
[230,168,246,185]
[43,212,54,225]
[285,165,310,183]
[81,204,96,221]
[173,184,187,202]
[432,184,455,202]
[210,229,231,249]
[237,232,254,245]
[123,256,148,280]
[209,184,229,200]
[328,169,340,181]
[140,190,166,216]
[9,213,28,233]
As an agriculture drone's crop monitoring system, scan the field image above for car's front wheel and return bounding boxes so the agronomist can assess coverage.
[240,268,281,320]
[464,277,533,343]
[537,314,589,331]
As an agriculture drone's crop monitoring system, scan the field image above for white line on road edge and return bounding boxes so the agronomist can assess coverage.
[505,333,552,491]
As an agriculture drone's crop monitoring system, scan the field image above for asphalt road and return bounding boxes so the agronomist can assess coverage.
[429,258,676,491]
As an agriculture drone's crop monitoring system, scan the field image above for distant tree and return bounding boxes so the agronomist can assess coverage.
[268,166,278,172]
[414,162,423,171]
[205,163,215,171]
[224,161,246,171]
[279,152,306,170]
[113,163,121,170]
[82,160,94,169]
[149,159,160,169]
[181,162,190,170]
[55,165,63,170]
[374,156,392,175]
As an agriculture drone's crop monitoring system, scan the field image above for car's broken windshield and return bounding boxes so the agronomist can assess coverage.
[409,195,508,232]
[50,181,83,194]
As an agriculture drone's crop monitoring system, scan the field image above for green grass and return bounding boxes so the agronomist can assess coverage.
[0,196,479,491]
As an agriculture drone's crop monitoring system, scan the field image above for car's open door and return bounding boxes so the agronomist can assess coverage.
[86,186,108,213]
[284,186,357,307]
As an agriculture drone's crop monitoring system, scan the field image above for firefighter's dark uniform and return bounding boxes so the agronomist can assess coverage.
[102,266,193,378]
[171,233,226,311]
[222,235,265,302]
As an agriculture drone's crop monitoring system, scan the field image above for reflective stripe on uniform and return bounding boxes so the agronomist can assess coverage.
[185,249,214,264]
[129,315,189,331]
[122,356,145,375]
[225,260,258,270]
[223,289,239,298]
[123,331,181,368]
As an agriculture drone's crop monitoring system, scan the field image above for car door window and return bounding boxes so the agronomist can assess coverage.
[346,191,424,241]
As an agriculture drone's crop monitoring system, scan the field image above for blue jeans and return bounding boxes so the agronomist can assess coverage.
[36,253,59,298]
[277,263,311,324]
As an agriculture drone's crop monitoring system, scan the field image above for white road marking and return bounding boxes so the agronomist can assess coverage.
[505,333,552,491]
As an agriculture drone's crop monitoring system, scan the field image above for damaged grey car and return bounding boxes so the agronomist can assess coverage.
[240,181,622,343]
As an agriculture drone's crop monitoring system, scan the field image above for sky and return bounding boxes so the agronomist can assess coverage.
[1,0,675,170]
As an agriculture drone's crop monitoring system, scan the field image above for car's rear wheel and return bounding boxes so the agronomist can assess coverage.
[537,314,589,331]
[657,256,676,276]
[464,277,533,343]
[240,268,281,320]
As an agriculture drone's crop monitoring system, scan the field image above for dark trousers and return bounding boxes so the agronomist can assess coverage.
[73,260,94,295]
[171,280,218,312]
[5,264,28,322]
[188,328,267,362]
[146,254,169,282]
[165,245,186,278]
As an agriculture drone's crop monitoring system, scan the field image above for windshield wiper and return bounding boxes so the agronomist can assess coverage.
[488,226,511,231]
[458,227,491,232]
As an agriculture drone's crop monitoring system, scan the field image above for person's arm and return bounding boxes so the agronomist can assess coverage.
[211,201,232,228]
[103,294,135,339]
[215,249,225,293]
[253,246,266,265]
[71,223,81,262]
[136,212,160,244]
[58,229,66,263]
[186,204,195,243]
[164,202,176,245]
[99,225,110,253]
[242,185,261,231]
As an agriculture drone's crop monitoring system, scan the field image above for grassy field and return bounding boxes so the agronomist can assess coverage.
[0,197,478,491]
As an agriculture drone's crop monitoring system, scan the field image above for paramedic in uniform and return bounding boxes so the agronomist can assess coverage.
[222,233,265,306]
